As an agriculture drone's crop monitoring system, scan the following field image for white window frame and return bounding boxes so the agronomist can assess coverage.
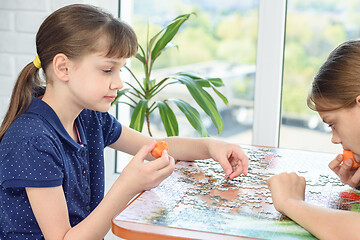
[252,0,287,147]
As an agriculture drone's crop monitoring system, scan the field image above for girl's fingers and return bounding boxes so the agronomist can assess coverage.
[231,150,249,176]
[134,141,156,162]
[153,156,175,179]
[349,169,360,187]
[328,154,343,171]
[146,151,172,170]
[337,159,353,180]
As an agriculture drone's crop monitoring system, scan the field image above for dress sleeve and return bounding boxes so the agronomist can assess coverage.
[0,136,64,189]
[97,112,122,147]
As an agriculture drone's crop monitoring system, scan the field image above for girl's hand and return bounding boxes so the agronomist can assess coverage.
[329,154,360,188]
[118,141,175,195]
[208,140,248,180]
[266,172,306,214]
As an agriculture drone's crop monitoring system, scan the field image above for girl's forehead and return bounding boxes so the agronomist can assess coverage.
[314,97,343,111]
[87,51,126,62]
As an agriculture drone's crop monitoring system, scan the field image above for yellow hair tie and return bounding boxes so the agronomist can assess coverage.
[33,55,41,69]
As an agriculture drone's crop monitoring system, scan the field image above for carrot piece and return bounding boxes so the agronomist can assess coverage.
[342,149,360,169]
[151,141,168,158]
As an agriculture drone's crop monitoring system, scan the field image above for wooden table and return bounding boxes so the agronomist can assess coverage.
[112,145,359,240]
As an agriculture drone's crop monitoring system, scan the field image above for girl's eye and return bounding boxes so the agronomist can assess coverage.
[103,69,112,73]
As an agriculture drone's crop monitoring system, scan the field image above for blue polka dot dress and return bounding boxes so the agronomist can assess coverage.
[0,97,122,239]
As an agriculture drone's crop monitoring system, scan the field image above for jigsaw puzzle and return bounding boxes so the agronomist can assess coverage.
[116,145,360,239]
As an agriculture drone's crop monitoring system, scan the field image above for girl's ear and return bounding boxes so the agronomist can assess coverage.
[52,53,70,81]
[356,95,360,106]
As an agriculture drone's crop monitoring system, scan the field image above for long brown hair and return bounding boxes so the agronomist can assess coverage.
[307,40,360,111]
[0,4,138,140]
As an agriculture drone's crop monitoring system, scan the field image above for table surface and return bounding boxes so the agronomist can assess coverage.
[112,145,360,240]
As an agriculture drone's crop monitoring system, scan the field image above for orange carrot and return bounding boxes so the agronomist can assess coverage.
[151,141,168,158]
[342,149,360,169]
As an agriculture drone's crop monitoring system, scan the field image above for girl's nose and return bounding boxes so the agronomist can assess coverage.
[111,72,124,90]
[331,132,341,144]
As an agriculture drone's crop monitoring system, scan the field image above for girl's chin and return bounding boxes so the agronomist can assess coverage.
[89,104,111,113]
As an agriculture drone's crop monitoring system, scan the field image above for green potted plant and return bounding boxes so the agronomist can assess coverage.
[112,13,229,137]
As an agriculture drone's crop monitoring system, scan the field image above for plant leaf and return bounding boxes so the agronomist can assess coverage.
[177,72,225,87]
[156,101,179,136]
[172,75,223,133]
[135,45,146,65]
[211,86,229,107]
[207,77,224,87]
[129,99,148,132]
[150,13,194,62]
[135,53,146,65]
[112,88,130,105]
[169,99,209,137]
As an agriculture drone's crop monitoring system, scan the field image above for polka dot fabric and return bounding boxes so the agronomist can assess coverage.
[0,97,122,239]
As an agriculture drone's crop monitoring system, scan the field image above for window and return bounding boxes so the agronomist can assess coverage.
[115,0,352,173]
[280,0,360,153]
[126,0,259,143]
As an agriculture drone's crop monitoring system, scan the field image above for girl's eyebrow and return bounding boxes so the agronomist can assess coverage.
[103,59,126,67]
[104,59,121,64]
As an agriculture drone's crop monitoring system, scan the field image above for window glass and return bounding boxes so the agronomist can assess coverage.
[280,0,360,153]
[130,0,259,143]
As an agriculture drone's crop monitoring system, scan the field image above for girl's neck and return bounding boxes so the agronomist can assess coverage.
[41,91,82,143]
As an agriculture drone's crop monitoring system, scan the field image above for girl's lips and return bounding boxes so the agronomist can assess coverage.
[104,96,116,101]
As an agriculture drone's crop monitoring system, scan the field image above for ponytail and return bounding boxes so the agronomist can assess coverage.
[0,62,43,140]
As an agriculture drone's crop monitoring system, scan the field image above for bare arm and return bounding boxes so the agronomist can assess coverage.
[267,172,360,240]
[283,198,360,240]
[26,142,175,240]
[108,126,213,160]
[109,126,248,179]
[26,180,134,240]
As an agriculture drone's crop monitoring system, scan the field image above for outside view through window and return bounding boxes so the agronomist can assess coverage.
[130,0,258,145]
[125,0,360,154]
[280,0,360,153]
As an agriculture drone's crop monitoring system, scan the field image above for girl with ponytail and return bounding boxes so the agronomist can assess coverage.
[267,40,360,239]
[0,4,248,239]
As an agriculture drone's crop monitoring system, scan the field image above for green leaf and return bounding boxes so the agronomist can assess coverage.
[211,86,229,107]
[149,79,156,89]
[208,78,224,87]
[194,79,211,88]
[177,72,225,87]
[135,45,146,65]
[169,99,209,137]
[135,53,145,65]
[172,75,223,133]
[129,99,148,132]
[112,88,130,105]
[156,101,179,136]
[150,13,194,62]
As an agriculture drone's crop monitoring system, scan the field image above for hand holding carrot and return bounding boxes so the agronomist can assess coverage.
[118,141,175,195]
[329,153,360,188]
[151,140,168,158]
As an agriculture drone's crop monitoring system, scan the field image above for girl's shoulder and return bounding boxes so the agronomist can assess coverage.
[7,113,53,138]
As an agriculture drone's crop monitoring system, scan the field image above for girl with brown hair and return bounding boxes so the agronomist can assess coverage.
[267,40,360,239]
[0,4,248,239]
